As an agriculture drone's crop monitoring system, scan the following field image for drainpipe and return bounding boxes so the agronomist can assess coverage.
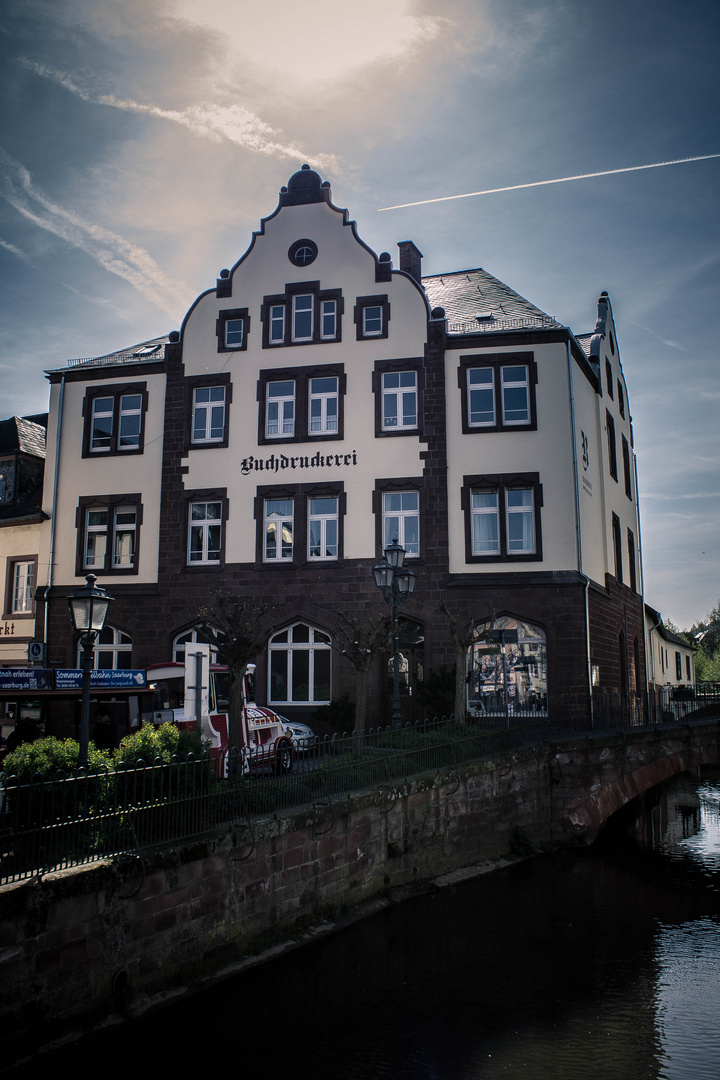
[567,341,594,728]
[634,452,650,693]
[44,375,65,648]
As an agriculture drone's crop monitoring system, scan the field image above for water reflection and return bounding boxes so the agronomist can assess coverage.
[11,769,720,1080]
[656,920,720,1080]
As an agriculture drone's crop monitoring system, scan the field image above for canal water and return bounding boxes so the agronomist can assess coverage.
[14,767,720,1079]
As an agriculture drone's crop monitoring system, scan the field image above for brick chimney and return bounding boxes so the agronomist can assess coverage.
[397,240,423,284]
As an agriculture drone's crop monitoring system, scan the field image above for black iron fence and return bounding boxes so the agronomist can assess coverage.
[2,685,718,885]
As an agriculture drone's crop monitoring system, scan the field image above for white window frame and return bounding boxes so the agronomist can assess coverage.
[382,491,420,556]
[363,305,383,337]
[320,299,337,340]
[381,371,417,431]
[268,622,332,706]
[192,386,226,443]
[117,393,143,450]
[505,488,535,553]
[269,304,286,344]
[90,397,114,453]
[12,561,35,613]
[188,501,222,565]
[78,626,132,670]
[308,496,339,560]
[467,368,496,427]
[112,506,137,568]
[173,626,224,663]
[309,376,339,435]
[84,507,109,569]
[471,490,500,555]
[500,365,530,425]
[224,318,244,349]
[266,381,295,438]
[264,498,294,562]
[293,245,316,266]
[292,294,314,342]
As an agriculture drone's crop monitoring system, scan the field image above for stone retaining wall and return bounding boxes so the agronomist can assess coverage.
[2,724,718,1065]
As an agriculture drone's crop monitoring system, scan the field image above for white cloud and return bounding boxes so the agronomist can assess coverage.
[0,147,193,316]
[20,58,339,169]
[0,237,33,264]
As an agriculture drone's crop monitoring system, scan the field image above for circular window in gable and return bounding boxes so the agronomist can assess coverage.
[288,239,318,267]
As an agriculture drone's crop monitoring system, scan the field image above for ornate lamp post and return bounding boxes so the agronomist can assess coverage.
[373,538,416,728]
[68,574,113,765]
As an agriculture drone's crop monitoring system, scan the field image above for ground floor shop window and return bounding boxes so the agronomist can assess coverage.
[268,621,331,706]
[467,615,547,715]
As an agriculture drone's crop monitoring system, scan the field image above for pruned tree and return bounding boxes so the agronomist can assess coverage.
[332,610,391,740]
[439,601,489,722]
[197,592,271,751]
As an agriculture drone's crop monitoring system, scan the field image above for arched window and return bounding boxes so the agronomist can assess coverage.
[77,625,132,670]
[173,626,225,663]
[633,637,641,693]
[268,622,331,706]
[467,615,547,715]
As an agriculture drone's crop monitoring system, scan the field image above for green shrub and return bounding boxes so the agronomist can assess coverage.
[113,722,206,766]
[2,736,113,783]
[313,694,356,734]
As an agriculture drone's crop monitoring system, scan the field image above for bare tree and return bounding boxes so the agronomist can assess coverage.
[333,611,391,741]
[438,601,485,722]
[197,592,272,751]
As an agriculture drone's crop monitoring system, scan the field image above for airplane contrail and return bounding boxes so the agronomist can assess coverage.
[377,154,720,211]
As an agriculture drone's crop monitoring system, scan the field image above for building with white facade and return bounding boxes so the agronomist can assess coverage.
[16,167,652,732]
[645,604,695,691]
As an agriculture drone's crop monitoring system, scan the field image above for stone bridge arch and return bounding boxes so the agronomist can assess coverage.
[551,724,720,843]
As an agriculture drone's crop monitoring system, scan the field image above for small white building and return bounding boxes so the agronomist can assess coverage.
[645,604,695,691]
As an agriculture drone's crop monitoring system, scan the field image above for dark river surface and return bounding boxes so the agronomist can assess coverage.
[14,766,720,1079]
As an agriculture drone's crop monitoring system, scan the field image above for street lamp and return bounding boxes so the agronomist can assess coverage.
[68,574,113,765]
[373,538,416,728]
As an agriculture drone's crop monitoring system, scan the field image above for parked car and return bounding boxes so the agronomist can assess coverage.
[280,719,318,752]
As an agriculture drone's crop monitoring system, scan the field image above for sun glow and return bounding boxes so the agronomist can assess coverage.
[171,0,444,84]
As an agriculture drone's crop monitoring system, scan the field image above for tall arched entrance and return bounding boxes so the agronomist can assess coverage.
[467,615,547,718]
[384,617,424,725]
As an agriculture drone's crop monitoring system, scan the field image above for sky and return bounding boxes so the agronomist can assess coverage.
[0,0,718,629]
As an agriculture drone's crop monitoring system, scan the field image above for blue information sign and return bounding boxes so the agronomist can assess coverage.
[54,669,147,691]
[0,669,53,691]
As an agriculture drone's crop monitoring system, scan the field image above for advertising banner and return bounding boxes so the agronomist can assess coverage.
[54,669,147,690]
[0,669,53,691]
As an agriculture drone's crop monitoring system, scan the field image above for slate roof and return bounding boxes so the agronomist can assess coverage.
[574,333,593,358]
[422,268,562,335]
[645,604,694,650]
[0,416,47,524]
[0,416,46,459]
[48,335,170,373]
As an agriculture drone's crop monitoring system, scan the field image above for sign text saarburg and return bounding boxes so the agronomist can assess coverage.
[240,450,358,475]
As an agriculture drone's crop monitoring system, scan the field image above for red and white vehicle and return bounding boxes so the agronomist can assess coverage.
[145,645,294,775]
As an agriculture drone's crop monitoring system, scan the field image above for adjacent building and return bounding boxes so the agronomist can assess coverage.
[8,167,653,731]
[0,415,48,670]
[645,604,695,691]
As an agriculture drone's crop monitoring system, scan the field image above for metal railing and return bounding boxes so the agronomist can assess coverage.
[2,690,718,885]
[447,315,559,334]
